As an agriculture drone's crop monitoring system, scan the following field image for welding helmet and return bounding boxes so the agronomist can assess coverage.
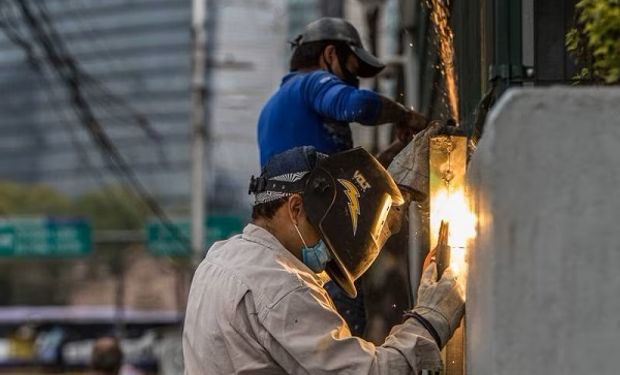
[302,148,404,297]
[249,147,404,298]
[293,17,385,78]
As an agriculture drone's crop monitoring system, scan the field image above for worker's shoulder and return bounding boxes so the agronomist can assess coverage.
[202,231,314,310]
[283,70,340,89]
[303,70,340,86]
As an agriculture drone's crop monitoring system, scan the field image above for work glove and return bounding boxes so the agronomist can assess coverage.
[407,262,465,348]
[387,121,444,201]
[376,139,406,168]
[394,110,428,143]
[377,110,428,167]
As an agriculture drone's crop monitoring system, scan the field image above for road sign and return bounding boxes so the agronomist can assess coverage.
[146,215,244,256]
[0,217,91,257]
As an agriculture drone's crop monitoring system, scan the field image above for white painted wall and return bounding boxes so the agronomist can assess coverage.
[210,0,288,212]
[467,87,620,374]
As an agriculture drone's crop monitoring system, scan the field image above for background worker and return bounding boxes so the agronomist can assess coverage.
[257,17,429,335]
[183,146,464,374]
[90,336,123,375]
[257,17,427,166]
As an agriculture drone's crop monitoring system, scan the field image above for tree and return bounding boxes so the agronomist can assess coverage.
[0,182,73,305]
[0,181,71,215]
[0,181,148,229]
[74,185,148,230]
[566,0,620,84]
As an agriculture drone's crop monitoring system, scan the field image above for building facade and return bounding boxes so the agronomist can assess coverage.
[0,0,288,217]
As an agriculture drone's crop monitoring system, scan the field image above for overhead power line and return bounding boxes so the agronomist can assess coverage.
[1,0,191,253]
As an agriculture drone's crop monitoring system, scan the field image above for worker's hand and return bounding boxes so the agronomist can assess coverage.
[411,262,464,348]
[387,121,444,201]
[376,139,406,167]
[395,110,428,143]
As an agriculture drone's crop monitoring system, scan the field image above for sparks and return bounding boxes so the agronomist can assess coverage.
[426,0,459,122]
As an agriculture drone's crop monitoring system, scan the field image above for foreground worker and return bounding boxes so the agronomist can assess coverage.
[258,17,427,166]
[183,146,464,374]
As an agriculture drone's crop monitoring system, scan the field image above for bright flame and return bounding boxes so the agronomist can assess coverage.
[430,188,476,276]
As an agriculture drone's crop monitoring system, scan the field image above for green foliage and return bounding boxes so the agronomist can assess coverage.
[74,185,148,230]
[566,0,620,84]
[0,181,72,215]
[0,181,148,230]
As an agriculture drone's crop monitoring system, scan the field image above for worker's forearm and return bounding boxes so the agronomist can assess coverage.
[363,95,411,125]
[383,317,442,372]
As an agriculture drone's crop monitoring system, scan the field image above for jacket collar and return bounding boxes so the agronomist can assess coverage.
[281,71,300,86]
[242,223,327,286]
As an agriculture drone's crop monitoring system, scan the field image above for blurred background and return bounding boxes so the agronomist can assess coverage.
[0,0,599,373]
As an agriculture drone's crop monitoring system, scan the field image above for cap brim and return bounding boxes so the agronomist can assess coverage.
[350,45,385,78]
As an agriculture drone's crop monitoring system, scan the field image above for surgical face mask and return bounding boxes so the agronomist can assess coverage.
[322,49,360,88]
[335,47,360,88]
[293,223,332,273]
[340,66,359,88]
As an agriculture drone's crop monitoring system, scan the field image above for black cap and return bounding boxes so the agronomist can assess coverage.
[295,17,385,78]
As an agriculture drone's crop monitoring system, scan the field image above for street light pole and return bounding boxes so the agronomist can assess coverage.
[191,0,207,266]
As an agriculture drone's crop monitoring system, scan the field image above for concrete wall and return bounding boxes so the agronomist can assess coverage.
[467,87,620,374]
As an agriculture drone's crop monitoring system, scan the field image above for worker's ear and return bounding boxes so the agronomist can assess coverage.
[323,44,337,65]
[286,194,304,225]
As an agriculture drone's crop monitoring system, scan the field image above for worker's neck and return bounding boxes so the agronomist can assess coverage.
[252,217,303,261]
[293,66,322,73]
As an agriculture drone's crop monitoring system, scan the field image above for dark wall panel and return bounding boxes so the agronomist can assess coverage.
[534,0,578,83]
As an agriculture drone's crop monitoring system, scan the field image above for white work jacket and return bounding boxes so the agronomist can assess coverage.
[183,224,441,374]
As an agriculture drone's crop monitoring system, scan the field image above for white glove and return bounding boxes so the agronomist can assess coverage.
[387,121,444,201]
[410,262,465,348]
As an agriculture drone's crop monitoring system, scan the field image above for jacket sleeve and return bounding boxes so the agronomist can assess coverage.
[258,285,442,374]
[301,72,381,125]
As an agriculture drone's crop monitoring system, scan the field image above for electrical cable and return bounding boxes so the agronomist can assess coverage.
[34,1,170,168]
[0,9,158,241]
[9,0,192,256]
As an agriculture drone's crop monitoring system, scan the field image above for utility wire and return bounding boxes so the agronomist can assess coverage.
[36,1,169,167]
[0,2,191,273]
[0,6,157,240]
[35,1,162,144]
[33,1,169,167]
[0,14,149,227]
[0,8,93,170]
[1,21,96,175]
[8,0,192,254]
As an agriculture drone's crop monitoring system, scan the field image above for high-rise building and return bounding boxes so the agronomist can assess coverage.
[0,0,288,216]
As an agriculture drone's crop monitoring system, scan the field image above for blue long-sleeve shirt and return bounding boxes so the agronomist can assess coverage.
[258,70,381,167]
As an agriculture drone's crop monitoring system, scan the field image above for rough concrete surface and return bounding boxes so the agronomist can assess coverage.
[467,87,620,374]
